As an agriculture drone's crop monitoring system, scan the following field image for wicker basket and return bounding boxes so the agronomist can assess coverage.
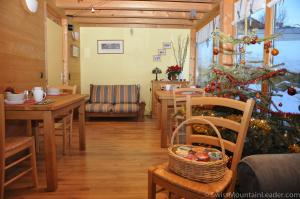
[168,118,229,183]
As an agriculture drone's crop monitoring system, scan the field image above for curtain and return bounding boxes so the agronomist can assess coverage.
[233,0,265,25]
[196,15,220,44]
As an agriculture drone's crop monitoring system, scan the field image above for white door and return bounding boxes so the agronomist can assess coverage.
[46,18,63,86]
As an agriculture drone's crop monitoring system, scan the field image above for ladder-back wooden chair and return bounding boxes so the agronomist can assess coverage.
[36,85,77,155]
[172,88,205,144]
[148,96,255,199]
[0,94,38,199]
[173,88,205,125]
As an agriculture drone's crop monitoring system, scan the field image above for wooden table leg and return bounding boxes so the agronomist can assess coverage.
[160,99,168,148]
[43,111,57,191]
[78,101,86,151]
[156,101,161,129]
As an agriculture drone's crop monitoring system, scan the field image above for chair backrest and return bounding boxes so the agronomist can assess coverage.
[173,88,205,115]
[185,96,255,175]
[49,85,77,94]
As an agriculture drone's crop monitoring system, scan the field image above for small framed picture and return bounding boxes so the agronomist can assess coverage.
[71,45,80,57]
[153,55,161,62]
[97,40,124,54]
[158,49,166,55]
[163,42,172,49]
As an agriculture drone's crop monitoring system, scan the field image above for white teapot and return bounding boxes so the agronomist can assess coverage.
[32,87,46,102]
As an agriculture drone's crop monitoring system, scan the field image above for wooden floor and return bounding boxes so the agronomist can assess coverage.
[5,117,169,199]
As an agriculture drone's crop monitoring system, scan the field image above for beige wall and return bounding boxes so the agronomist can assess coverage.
[68,21,81,93]
[80,27,190,114]
[46,18,63,86]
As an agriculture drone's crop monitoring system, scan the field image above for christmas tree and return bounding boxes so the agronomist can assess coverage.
[195,29,300,155]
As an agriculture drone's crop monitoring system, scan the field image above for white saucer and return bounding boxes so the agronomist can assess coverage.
[5,99,25,105]
[47,92,60,96]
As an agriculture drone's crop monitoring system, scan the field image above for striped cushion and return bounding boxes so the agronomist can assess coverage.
[85,103,113,113]
[114,85,139,104]
[90,85,114,103]
[112,104,139,113]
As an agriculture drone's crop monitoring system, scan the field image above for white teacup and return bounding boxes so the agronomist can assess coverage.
[32,87,46,102]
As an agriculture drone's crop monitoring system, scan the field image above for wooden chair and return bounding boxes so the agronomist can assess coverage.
[172,88,205,124]
[172,88,205,143]
[0,94,38,199]
[35,85,77,155]
[148,96,255,199]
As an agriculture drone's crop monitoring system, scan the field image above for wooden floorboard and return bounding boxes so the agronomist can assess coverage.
[5,117,169,199]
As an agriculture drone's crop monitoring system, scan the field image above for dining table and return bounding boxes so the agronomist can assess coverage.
[4,94,87,191]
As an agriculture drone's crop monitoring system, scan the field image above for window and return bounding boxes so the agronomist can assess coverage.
[235,0,266,92]
[196,16,219,87]
[271,0,300,113]
[196,40,213,87]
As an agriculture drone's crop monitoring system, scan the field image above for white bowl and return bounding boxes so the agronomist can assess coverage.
[6,93,25,101]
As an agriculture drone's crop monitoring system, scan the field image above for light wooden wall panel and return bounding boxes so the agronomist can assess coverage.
[67,21,81,93]
[0,0,46,92]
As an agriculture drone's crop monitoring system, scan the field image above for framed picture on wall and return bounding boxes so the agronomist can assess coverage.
[153,55,161,62]
[97,40,124,54]
[158,49,166,55]
[163,42,172,49]
[71,45,80,57]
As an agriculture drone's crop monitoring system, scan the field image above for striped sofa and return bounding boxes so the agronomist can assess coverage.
[85,84,146,121]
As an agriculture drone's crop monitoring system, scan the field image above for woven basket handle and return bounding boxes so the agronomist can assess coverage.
[170,118,226,156]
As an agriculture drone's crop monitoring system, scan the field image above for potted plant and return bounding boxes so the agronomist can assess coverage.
[166,65,182,80]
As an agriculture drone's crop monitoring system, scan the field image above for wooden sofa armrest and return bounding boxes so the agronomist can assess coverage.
[137,101,146,122]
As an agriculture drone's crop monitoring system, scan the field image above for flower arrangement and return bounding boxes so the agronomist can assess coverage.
[166,65,182,80]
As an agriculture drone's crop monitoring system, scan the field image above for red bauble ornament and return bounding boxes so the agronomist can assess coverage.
[255,93,260,99]
[271,48,279,56]
[204,87,211,93]
[250,39,257,44]
[278,102,283,107]
[213,47,219,55]
[287,87,296,96]
[250,36,258,44]
[264,41,272,49]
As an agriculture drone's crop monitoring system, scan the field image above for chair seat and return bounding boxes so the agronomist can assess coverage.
[5,137,33,156]
[152,162,232,197]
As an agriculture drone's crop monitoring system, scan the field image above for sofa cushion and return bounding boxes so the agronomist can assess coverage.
[90,85,114,103]
[112,104,139,113]
[114,85,139,104]
[86,103,113,113]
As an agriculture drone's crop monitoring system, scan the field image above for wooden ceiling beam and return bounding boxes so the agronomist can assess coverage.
[75,0,218,2]
[65,10,204,20]
[194,3,219,31]
[80,23,192,29]
[72,17,197,26]
[56,0,214,12]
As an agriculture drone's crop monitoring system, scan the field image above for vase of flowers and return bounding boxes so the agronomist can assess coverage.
[166,65,182,81]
